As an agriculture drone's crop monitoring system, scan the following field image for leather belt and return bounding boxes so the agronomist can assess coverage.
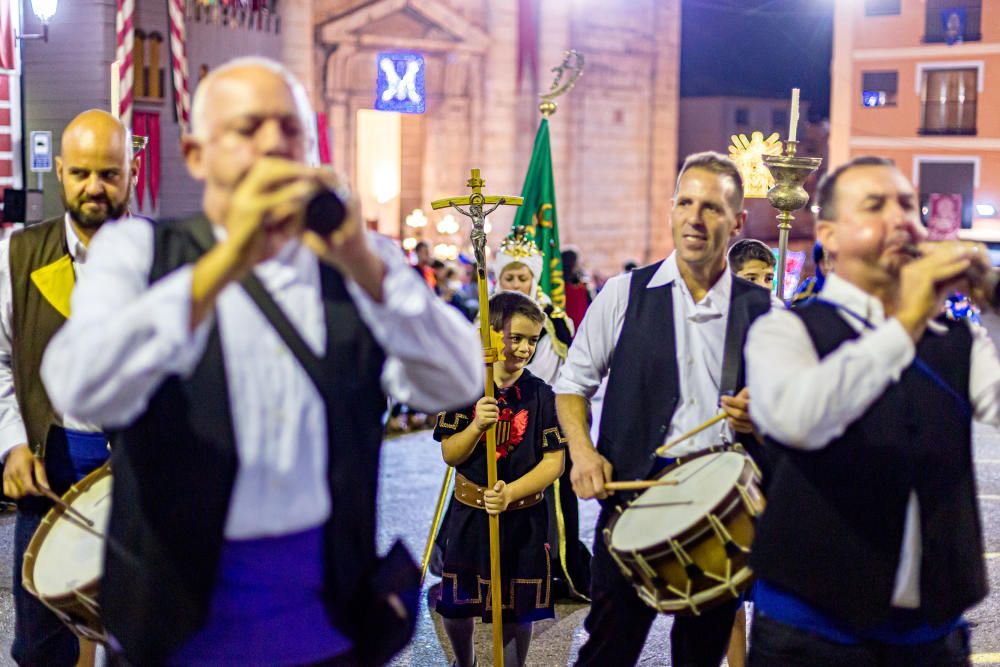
[454,472,543,511]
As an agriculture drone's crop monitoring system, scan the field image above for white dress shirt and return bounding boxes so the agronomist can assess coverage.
[0,215,101,462]
[41,217,483,539]
[746,272,1000,607]
[553,253,738,457]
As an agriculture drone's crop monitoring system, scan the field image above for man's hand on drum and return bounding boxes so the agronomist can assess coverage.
[721,387,754,434]
[2,444,50,499]
[570,445,614,500]
[484,480,512,516]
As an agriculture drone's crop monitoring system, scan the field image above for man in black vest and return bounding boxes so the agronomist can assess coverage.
[0,109,135,666]
[41,57,483,665]
[554,152,773,666]
[745,156,992,665]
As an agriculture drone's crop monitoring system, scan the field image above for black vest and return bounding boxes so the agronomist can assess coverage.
[103,217,391,665]
[751,301,987,630]
[596,262,772,481]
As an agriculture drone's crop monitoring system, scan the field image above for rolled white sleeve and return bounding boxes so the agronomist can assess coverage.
[41,218,212,428]
[336,233,483,413]
[552,273,630,399]
[745,308,916,448]
[0,237,26,460]
[968,321,1000,425]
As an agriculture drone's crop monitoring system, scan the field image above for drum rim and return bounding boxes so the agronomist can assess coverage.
[606,452,761,557]
[22,462,111,604]
[636,566,756,614]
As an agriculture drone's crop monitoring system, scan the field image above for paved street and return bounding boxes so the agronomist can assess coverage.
[384,425,1000,666]
[1,328,1000,665]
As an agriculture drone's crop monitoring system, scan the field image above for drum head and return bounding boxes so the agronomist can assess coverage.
[33,473,112,598]
[610,452,745,553]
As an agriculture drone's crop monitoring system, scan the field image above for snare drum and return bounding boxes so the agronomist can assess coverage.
[22,463,112,642]
[605,451,764,615]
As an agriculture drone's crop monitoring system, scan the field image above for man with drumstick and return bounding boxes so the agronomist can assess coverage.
[0,109,136,666]
[745,156,995,665]
[554,152,774,666]
[41,57,482,665]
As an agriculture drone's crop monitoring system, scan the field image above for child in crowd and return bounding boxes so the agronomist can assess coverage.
[725,237,779,667]
[433,292,566,667]
[728,238,777,290]
[494,228,590,600]
[494,229,574,386]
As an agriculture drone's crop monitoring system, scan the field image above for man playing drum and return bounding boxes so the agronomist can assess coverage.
[554,151,774,666]
[745,157,996,666]
[0,110,134,666]
[41,57,483,665]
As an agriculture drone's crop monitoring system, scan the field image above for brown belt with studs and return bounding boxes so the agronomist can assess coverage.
[454,472,544,511]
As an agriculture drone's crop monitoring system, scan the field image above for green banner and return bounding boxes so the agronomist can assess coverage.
[512,118,565,309]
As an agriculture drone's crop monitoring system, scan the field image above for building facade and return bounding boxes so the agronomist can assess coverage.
[678,95,825,247]
[7,0,683,275]
[830,0,999,239]
[17,0,285,223]
[313,0,682,273]
[678,95,809,164]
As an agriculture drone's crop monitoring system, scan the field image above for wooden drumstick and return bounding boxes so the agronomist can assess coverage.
[604,479,679,491]
[654,411,728,458]
[38,486,96,528]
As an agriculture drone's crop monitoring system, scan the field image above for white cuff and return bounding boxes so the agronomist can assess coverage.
[0,420,27,462]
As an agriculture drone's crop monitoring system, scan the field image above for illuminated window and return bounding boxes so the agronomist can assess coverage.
[861,71,897,107]
[920,68,977,135]
[865,0,901,16]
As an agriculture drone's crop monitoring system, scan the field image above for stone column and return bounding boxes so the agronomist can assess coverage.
[647,0,681,262]
[480,0,520,243]
[828,0,854,169]
[280,0,316,106]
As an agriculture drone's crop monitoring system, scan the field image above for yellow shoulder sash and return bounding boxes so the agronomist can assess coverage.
[30,254,74,319]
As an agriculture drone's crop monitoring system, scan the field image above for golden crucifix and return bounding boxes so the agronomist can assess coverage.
[427,169,522,667]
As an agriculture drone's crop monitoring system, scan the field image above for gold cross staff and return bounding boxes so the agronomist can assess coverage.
[432,169,524,268]
[429,169,522,667]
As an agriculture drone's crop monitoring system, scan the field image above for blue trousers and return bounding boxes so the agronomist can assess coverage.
[749,614,970,667]
[12,428,108,667]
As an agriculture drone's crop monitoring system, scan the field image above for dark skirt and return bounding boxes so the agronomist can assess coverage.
[436,501,554,624]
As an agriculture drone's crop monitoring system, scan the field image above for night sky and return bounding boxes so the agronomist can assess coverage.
[681,0,835,119]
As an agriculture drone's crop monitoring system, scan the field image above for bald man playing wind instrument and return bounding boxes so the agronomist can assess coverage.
[41,57,482,666]
[0,109,137,666]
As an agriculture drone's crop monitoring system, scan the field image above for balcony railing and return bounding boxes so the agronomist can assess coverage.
[924,4,982,43]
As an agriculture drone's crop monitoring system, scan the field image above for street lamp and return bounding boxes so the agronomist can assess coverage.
[22,0,57,42]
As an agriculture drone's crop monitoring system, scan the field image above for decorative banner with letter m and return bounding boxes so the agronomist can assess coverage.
[375,52,425,114]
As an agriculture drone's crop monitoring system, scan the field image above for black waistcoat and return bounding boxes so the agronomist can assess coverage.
[750,301,987,630]
[103,217,388,665]
[596,262,771,482]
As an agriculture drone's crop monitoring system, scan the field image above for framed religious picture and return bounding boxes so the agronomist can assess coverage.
[926,193,962,241]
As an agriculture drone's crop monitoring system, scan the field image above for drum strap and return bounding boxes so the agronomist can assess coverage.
[814,298,973,421]
[180,216,331,402]
[239,275,330,402]
[720,290,750,398]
